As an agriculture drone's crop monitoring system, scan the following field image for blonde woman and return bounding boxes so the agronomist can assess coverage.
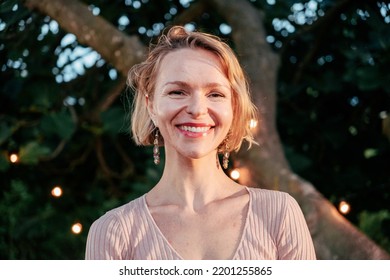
[85,26,316,260]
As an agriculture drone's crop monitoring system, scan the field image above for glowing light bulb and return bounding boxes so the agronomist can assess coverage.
[339,201,351,215]
[71,222,83,234]
[51,186,63,198]
[230,169,240,180]
[9,154,19,163]
[249,119,258,129]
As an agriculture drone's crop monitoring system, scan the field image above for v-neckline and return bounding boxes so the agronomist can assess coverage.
[142,186,252,260]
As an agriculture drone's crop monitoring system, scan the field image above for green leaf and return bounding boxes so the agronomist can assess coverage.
[364,148,378,159]
[40,110,76,140]
[0,7,30,35]
[284,145,312,172]
[355,66,382,91]
[383,117,390,142]
[100,107,125,135]
[0,0,19,13]
[21,84,59,112]
[0,123,13,146]
[81,123,103,135]
[359,210,390,252]
[0,152,10,172]
[18,142,51,164]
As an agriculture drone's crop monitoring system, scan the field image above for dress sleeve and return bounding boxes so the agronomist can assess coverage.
[85,212,128,260]
[277,194,316,260]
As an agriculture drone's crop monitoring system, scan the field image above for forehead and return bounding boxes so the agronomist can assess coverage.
[163,47,222,67]
[155,48,229,87]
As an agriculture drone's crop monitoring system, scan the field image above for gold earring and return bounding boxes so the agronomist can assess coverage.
[153,129,160,165]
[222,142,229,169]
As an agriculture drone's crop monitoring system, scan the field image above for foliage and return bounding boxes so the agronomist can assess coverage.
[359,210,390,253]
[0,0,389,259]
[276,0,390,225]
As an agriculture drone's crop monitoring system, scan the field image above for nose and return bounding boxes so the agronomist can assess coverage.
[186,93,208,118]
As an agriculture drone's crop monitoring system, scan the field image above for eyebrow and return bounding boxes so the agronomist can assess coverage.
[163,81,230,90]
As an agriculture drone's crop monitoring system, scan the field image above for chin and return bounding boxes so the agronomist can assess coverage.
[182,149,217,161]
[185,151,204,159]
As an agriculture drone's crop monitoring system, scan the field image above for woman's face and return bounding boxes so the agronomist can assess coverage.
[149,48,233,161]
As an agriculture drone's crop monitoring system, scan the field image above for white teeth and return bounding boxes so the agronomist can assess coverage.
[179,126,210,133]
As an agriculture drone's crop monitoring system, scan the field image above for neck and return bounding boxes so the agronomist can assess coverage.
[149,150,237,210]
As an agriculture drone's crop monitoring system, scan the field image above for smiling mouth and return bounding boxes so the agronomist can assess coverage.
[177,125,212,133]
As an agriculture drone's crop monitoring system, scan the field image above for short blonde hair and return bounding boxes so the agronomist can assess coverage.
[127,26,257,152]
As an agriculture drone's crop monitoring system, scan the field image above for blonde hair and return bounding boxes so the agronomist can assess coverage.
[127,26,257,152]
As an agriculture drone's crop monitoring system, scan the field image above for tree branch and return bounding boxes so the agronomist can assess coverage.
[95,137,122,179]
[172,1,208,25]
[97,76,127,113]
[24,0,146,76]
[288,0,356,84]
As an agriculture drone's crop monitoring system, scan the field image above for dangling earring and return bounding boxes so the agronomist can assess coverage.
[153,129,160,165]
[222,142,230,169]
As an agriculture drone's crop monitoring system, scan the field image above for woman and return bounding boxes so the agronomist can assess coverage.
[85,26,316,260]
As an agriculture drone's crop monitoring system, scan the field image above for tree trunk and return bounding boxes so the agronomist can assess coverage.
[24,0,390,259]
[208,0,390,259]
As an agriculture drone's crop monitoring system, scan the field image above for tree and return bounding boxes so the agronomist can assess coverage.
[1,0,389,259]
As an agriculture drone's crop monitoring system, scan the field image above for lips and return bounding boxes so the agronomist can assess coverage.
[176,123,214,137]
[178,125,211,133]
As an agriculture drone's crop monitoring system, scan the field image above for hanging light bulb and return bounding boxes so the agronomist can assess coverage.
[71,222,83,234]
[51,186,63,198]
[9,153,19,163]
[339,200,351,215]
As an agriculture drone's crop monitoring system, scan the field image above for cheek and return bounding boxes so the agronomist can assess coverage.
[219,105,234,127]
[155,102,170,117]
[154,101,179,125]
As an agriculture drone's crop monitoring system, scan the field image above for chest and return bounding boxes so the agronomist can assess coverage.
[148,198,249,260]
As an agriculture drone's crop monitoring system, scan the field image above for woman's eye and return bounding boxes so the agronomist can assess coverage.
[168,90,185,96]
[208,92,225,98]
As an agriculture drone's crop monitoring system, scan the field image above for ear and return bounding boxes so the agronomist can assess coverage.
[146,95,158,127]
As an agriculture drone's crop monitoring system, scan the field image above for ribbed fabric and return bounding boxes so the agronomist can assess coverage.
[85,187,316,260]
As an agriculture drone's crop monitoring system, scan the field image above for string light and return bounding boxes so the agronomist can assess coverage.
[51,186,63,198]
[71,222,83,234]
[339,200,351,215]
[249,119,258,129]
[230,169,240,180]
[9,153,19,163]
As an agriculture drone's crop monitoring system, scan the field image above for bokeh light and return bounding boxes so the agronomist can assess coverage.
[71,222,83,234]
[230,169,240,180]
[249,119,258,129]
[9,153,19,163]
[51,186,63,198]
[339,200,351,215]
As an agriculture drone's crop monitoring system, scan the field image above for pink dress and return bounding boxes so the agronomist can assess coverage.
[85,187,316,260]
